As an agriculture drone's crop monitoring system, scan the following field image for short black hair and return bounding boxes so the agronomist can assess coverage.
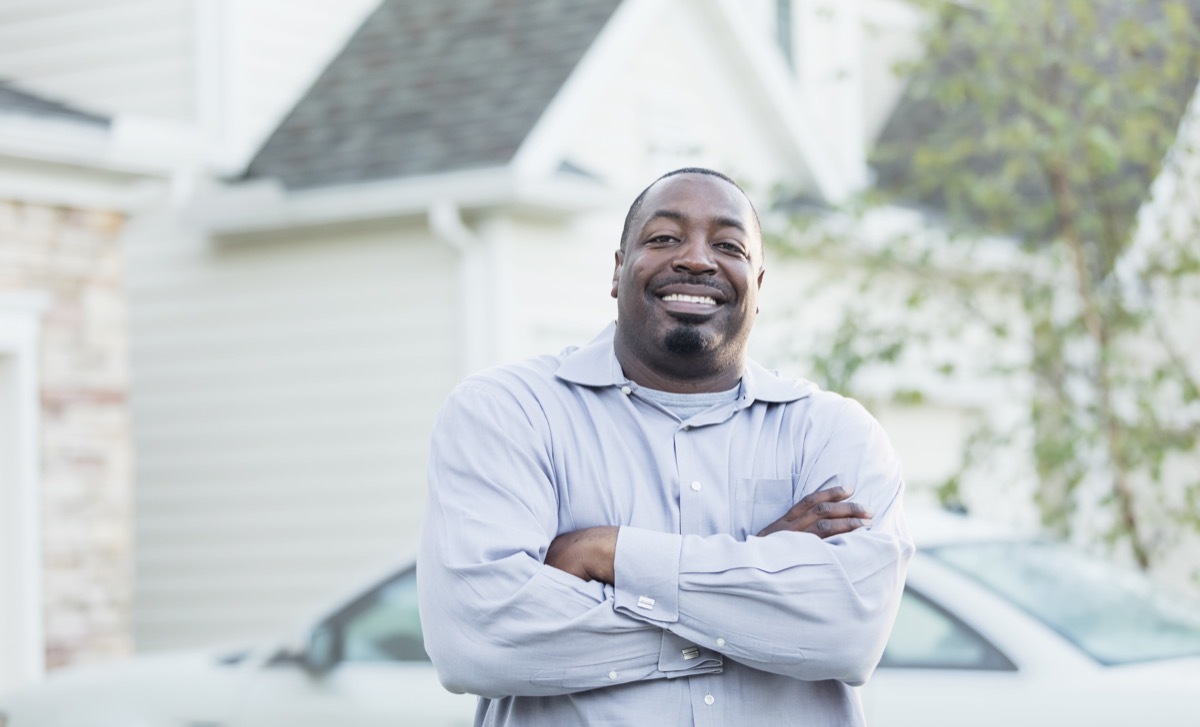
[619,167,762,251]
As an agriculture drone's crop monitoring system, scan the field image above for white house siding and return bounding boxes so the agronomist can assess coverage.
[0,0,381,172]
[124,215,459,650]
[564,0,805,196]
[489,212,620,364]
[0,0,196,121]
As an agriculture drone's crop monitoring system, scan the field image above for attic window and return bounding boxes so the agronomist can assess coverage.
[776,0,794,68]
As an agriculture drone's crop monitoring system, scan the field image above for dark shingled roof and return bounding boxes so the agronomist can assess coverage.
[243,0,623,190]
[0,80,109,127]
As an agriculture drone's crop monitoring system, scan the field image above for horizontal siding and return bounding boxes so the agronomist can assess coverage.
[127,216,459,651]
[0,0,379,154]
[0,0,194,120]
[503,216,621,361]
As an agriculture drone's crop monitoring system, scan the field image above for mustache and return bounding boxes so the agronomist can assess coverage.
[651,275,732,298]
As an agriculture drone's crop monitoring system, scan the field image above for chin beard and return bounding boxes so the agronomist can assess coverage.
[664,325,707,355]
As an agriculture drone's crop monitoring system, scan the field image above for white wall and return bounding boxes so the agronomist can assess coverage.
[125,213,459,650]
[559,0,816,200]
[209,0,382,170]
[493,212,622,363]
[0,0,196,121]
[0,0,381,172]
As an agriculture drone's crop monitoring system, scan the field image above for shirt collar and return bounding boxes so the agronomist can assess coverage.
[555,322,814,404]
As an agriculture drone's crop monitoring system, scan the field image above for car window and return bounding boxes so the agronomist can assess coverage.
[332,567,429,663]
[879,587,1015,670]
[927,540,1200,665]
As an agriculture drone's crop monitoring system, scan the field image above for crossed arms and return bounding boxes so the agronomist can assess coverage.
[417,382,913,699]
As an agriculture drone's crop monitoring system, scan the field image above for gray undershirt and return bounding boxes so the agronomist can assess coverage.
[637,382,741,420]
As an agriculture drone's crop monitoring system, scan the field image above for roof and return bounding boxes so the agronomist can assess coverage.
[871,0,1200,244]
[0,80,109,127]
[243,0,622,190]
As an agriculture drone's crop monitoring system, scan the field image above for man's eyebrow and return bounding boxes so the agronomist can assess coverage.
[712,216,747,233]
[646,209,686,225]
[645,209,747,233]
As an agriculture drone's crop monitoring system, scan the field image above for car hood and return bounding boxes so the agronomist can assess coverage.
[0,647,255,727]
[1104,654,1200,688]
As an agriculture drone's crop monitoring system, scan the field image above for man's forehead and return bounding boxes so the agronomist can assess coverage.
[639,173,755,224]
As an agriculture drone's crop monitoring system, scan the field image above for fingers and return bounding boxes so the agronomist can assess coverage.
[772,486,873,538]
[809,513,872,538]
[789,487,869,520]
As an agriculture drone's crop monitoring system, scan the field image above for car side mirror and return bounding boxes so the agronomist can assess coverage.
[303,622,338,674]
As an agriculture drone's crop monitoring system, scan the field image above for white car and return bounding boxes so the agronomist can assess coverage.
[3,509,1199,727]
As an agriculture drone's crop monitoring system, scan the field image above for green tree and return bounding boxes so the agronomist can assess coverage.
[773,0,1200,571]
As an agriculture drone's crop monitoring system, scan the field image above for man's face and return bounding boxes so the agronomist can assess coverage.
[611,173,764,374]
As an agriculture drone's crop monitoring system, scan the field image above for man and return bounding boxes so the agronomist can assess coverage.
[418,168,913,726]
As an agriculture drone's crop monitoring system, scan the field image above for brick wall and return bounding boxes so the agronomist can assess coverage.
[0,199,132,669]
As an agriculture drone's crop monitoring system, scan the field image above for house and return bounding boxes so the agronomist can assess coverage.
[5,0,1196,680]
[125,0,926,651]
[0,81,166,694]
[6,0,984,664]
[0,0,391,685]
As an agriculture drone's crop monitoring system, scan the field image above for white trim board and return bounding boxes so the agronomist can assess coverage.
[0,292,50,694]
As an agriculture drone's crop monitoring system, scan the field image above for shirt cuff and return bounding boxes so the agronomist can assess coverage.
[613,526,681,624]
[657,631,723,677]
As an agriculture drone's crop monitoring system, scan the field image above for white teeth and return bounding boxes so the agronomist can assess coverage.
[661,293,717,305]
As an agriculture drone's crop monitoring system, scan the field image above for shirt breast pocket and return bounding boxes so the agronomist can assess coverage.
[732,475,796,540]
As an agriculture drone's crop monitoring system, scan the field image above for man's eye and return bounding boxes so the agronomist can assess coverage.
[716,242,747,255]
[647,235,678,244]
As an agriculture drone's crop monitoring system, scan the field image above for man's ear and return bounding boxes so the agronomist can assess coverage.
[611,249,624,299]
[756,267,765,290]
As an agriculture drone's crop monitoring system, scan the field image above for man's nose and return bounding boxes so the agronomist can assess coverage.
[671,237,717,274]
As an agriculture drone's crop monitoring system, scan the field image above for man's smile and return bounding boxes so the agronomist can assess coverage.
[661,293,717,305]
[653,281,729,316]
[656,290,723,317]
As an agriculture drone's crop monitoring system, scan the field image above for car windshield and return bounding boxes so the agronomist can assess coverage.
[926,540,1200,665]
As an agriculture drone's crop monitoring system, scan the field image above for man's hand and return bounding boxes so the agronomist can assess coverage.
[545,525,619,584]
[756,486,872,538]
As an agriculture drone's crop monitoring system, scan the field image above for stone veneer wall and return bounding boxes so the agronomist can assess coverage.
[0,199,132,669]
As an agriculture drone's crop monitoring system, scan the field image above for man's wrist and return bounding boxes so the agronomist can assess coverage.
[584,525,619,584]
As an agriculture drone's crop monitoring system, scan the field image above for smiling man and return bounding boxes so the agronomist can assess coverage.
[418,168,913,726]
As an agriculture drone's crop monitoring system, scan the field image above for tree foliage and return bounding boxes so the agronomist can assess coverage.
[774,0,1200,572]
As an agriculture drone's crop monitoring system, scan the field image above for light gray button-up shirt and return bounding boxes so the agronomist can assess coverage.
[418,324,913,726]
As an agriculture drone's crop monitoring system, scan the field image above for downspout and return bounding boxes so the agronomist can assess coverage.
[428,200,492,376]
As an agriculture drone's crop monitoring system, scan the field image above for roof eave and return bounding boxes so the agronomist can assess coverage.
[0,112,171,211]
[189,166,617,238]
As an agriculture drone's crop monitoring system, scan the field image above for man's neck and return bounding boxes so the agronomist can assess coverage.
[614,335,745,394]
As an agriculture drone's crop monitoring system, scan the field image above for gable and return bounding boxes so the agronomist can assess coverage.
[507,0,846,203]
[544,3,817,196]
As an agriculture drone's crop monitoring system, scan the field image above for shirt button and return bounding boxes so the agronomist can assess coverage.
[690,481,702,492]
[608,670,618,680]
[716,637,726,647]
[620,385,632,395]
[704,694,715,706]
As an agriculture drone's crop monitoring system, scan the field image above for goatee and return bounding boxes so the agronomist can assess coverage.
[664,326,706,355]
